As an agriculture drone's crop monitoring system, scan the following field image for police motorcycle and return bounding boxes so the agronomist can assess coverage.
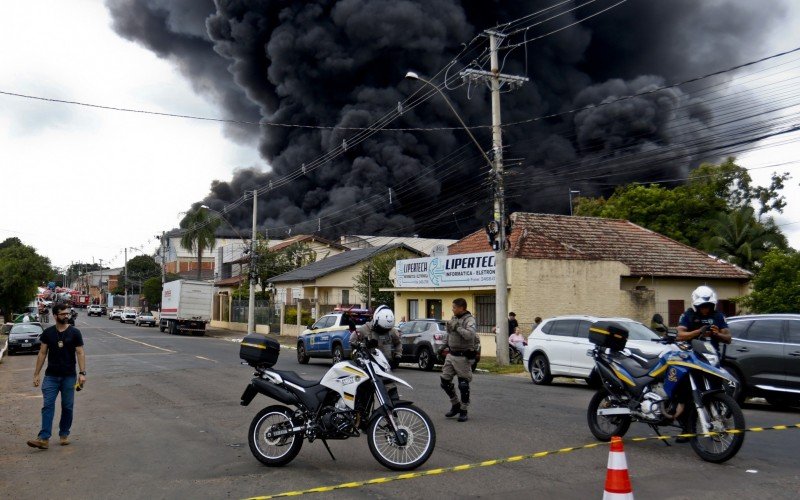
[586,321,745,463]
[239,334,436,471]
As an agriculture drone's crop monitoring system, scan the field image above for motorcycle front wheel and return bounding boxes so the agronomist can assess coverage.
[688,392,745,463]
[367,404,436,471]
[587,390,631,441]
[248,405,303,466]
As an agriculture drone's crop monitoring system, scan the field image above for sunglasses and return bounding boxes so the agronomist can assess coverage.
[57,313,71,317]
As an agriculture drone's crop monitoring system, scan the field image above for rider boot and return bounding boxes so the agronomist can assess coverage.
[457,378,470,422]
[441,377,460,417]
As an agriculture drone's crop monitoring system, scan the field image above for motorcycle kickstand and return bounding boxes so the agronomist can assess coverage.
[321,439,336,461]
[649,424,671,447]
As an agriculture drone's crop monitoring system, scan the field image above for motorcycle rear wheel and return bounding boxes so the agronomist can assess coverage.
[367,404,436,471]
[248,405,303,467]
[689,392,745,463]
[587,390,631,441]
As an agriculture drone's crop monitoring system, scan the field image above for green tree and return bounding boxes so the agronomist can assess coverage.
[703,207,786,271]
[250,239,317,304]
[574,158,790,256]
[0,238,52,315]
[353,250,409,310]
[126,255,161,281]
[142,277,163,306]
[179,207,221,280]
[738,250,800,313]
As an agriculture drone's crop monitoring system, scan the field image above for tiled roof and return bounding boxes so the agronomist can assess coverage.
[269,234,349,252]
[269,244,422,284]
[448,213,751,280]
[214,275,245,287]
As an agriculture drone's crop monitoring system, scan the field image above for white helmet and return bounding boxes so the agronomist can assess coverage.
[371,305,395,331]
[691,285,718,311]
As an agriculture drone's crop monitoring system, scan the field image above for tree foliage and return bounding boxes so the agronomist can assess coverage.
[0,238,52,314]
[353,250,410,310]
[250,238,316,303]
[738,250,800,313]
[574,158,789,269]
[179,208,221,280]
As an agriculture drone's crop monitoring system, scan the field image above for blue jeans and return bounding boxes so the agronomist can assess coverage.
[39,375,76,440]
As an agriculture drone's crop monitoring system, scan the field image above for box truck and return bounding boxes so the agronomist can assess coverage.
[159,280,213,336]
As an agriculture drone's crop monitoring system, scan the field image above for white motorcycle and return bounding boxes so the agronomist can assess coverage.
[239,337,436,470]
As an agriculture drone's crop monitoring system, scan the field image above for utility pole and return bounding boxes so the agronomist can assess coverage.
[367,261,372,310]
[159,231,166,285]
[124,248,128,307]
[99,258,104,305]
[460,30,527,365]
[248,190,257,334]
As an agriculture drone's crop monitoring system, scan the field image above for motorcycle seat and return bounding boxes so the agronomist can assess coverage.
[627,347,661,364]
[270,369,319,388]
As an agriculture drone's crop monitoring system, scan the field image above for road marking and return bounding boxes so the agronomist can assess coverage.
[96,328,175,353]
[244,423,800,499]
[195,355,218,363]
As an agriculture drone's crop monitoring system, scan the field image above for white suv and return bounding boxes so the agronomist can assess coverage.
[109,308,124,320]
[523,315,668,386]
[120,308,138,324]
[87,305,103,317]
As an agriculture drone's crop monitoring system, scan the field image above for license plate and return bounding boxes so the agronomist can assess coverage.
[22,343,31,347]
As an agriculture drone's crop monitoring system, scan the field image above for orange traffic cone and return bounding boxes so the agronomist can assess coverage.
[603,436,633,499]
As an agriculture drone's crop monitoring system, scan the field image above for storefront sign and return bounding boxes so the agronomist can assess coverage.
[395,252,496,288]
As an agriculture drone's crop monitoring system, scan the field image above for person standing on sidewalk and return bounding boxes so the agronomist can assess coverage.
[27,303,86,449]
[441,298,477,422]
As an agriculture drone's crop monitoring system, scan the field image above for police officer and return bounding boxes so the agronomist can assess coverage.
[349,305,401,364]
[441,298,477,422]
[677,285,731,353]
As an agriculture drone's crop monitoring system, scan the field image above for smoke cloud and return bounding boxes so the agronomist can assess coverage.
[106,0,789,238]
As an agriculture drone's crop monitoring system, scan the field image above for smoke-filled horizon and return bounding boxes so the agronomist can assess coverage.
[106,0,791,238]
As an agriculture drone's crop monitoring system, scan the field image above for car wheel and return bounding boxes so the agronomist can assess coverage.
[159,325,166,332]
[331,344,344,365]
[417,347,435,371]
[297,343,310,364]
[529,354,553,385]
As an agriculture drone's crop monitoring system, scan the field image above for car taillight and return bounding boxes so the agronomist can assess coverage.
[433,333,443,341]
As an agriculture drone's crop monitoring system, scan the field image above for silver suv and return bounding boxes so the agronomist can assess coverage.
[120,308,138,324]
[398,319,481,371]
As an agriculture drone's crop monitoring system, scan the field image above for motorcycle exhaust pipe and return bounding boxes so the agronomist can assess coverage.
[251,378,300,406]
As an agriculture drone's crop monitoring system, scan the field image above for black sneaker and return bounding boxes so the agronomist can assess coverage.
[457,410,469,422]
[445,404,461,418]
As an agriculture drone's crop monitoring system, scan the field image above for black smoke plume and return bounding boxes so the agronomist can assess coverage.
[106,0,789,238]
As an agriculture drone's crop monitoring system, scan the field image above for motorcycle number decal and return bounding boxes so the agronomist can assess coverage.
[338,376,358,385]
[668,367,678,382]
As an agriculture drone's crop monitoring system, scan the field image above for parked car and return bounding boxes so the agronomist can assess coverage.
[6,323,44,355]
[135,313,157,327]
[120,308,138,324]
[87,305,103,317]
[100,305,107,315]
[523,315,669,386]
[109,308,124,320]
[722,314,800,408]
[397,319,481,371]
[296,309,372,365]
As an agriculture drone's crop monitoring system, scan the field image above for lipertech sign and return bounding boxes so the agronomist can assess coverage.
[395,252,496,288]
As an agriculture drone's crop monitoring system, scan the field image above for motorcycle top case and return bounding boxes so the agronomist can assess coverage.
[239,334,280,367]
[588,321,629,351]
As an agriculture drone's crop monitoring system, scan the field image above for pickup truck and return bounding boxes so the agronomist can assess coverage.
[296,310,371,365]
[87,305,103,317]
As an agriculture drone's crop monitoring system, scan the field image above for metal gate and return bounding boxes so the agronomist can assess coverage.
[474,295,496,333]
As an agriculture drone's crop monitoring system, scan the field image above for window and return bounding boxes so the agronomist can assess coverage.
[786,320,800,344]
[621,322,660,341]
[745,319,783,343]
[413,321,429,333]
[341,289,350,305]
[398,322,415,335]
[408,299,419,320]
[540,321,554,334]
[474,295,496,332]
[668,300,685,326]
[312,315,334,329]
[727,320,752,340]
[548,320,579,337]
[717,299,736,317]
[574,320,592,339]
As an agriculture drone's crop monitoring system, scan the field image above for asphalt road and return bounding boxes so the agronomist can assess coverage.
[1,315,799,499]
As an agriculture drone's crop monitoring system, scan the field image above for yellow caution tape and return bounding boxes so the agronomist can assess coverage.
[245,423,800,499]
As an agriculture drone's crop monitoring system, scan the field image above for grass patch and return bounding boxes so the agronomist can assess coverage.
[477,357,525,374]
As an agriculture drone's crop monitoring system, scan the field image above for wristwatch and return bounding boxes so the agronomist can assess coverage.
[79,371,86,376]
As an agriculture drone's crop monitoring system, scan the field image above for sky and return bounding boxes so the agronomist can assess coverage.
[1,0,799,270]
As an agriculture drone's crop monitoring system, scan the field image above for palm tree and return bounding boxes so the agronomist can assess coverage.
[704,206,785,271]
[179,208,221,280]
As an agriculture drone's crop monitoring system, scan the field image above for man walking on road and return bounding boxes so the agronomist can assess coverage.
[27,303,86,449]
[441,298,477,422]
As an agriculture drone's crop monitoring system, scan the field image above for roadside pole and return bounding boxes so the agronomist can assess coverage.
[160,231,166,285]
[460,31,527,365]
[124,248,128,307]
[248,190,257,334]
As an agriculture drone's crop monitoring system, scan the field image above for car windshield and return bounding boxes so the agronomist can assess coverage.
[619,321,660,341]
[10,324,44,335]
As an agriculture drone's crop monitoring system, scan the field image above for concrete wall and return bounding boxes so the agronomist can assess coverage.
[210,320,270,335]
